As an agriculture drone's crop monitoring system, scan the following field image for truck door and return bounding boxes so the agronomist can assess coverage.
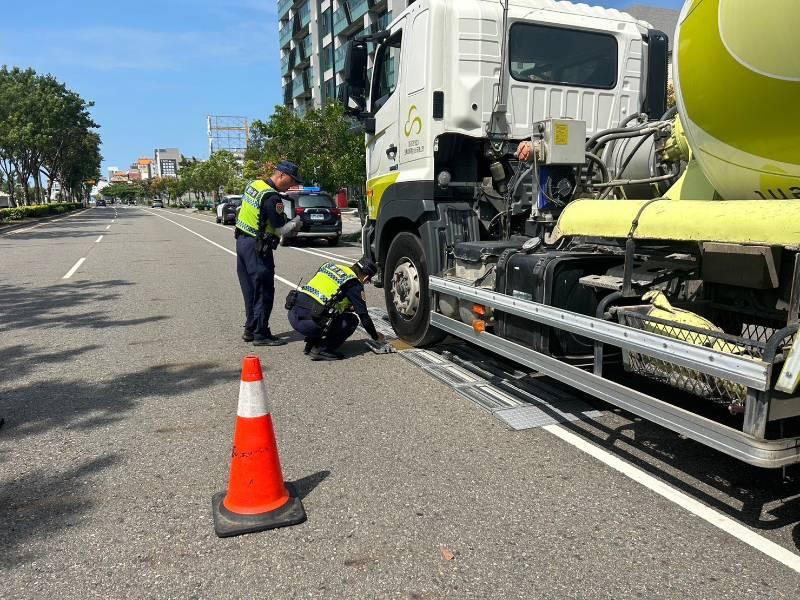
[366,20,405,221]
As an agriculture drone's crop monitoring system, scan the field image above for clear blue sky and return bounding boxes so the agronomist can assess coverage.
[0,0,683,177]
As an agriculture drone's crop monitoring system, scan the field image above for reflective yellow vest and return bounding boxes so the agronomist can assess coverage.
[301,263,357,313]
[236,180,281,238]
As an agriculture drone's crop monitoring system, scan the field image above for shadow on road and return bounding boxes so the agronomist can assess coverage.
[0,455,120,570]
[0,360,239,568]
[0,280,168,332]
[292,470,331,501]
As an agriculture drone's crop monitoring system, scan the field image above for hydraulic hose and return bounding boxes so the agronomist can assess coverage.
[584,151,610,187]
[660,105,678,121]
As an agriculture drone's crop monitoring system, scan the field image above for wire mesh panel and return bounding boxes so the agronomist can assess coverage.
[616,306,793,405]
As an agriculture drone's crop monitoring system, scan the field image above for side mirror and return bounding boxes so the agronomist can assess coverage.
[338,83,367,117]
[343,40,368,90]
[364,117,376,136]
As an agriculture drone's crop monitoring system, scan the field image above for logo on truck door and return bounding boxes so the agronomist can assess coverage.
[404,105,423,137]
[403,105,424,157]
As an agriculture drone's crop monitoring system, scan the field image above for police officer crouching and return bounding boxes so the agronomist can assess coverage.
[287,258,385,361]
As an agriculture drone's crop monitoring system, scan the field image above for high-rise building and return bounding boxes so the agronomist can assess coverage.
[154,148,181,178]
[279,0,409,114]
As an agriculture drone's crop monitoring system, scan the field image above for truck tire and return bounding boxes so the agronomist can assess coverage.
[383,232,445,347]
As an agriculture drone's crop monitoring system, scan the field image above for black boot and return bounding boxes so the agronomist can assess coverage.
[242,329,254,342]
[310,347,343,361]
[253,334,287,347]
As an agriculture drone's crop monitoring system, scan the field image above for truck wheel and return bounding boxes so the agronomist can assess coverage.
[384,232,445,346]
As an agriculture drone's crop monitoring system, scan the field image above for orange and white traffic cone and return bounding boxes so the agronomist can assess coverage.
[211,355,306,538]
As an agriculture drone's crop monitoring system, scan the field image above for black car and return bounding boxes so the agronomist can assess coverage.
[95,198,106,207]
[216,196,242,225]
[283,189,342,246]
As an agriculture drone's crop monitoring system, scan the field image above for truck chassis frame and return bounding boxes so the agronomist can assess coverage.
[429,275,800,468]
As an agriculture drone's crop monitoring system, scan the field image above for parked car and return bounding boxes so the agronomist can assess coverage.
[282,188,342,246]
[216,195,242,225]
[152,200,164,208]
[96,198,107,207]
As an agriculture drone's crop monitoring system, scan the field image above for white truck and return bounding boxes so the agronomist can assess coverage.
[340,0,800,468]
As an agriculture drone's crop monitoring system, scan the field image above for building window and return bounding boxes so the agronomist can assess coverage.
[323,77,336,103]
[160,159,177,177]
[321,7,333,37]
[321,43,334,72]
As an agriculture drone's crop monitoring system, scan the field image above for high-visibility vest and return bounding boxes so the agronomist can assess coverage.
[236,180,281,238]
[301,262,357,313]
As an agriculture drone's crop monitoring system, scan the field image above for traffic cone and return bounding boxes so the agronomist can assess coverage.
[211,355,306,538]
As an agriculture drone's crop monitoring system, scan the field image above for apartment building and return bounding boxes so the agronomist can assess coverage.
[279,0,409,114]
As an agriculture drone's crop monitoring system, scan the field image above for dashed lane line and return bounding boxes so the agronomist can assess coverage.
[62,257,86,279]
[95,235,104,243]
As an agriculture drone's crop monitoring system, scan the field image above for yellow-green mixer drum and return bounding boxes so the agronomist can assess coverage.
[674,0,800,200]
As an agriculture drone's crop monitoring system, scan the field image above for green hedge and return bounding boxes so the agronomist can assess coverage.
[0,202,83,223]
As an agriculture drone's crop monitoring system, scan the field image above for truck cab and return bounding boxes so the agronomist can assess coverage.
[342,0,664,345]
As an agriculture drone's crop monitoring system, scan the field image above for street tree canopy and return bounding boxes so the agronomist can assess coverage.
[0,66,101,206]
[245,102,364,193]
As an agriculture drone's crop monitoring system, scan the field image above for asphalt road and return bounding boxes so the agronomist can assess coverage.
[1,206,800,599]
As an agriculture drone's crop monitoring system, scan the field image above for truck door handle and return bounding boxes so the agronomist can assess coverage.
[386,144,398,160]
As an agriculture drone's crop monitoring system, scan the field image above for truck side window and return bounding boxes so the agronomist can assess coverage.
[372,31,402,112]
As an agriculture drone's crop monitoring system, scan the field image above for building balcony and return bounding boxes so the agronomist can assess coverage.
[281,53,290,76]
[372,10,392,32]
[334,44,348,73]
[289,47,297,71]
[346,0,370,22]
[277,0,292,19]
[279,21,292,48]
[283,84,293,106]
[298,35,313,63]
[333,6,350,36]
[292,70,312,99]
[292,1,311,38]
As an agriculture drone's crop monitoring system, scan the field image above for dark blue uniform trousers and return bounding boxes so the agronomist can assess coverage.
[288,306,359,352]
[236,234,275,339]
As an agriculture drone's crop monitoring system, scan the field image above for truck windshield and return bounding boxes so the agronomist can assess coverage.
[508,23,618,89]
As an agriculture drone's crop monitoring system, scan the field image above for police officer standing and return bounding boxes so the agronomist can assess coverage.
[287,258,385,361]
[236,161,303,346]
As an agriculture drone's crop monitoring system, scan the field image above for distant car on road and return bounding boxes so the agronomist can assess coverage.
[216,195,242,225]
[96,198,107,207]
[152,200,164,208]
[283,188,342,246]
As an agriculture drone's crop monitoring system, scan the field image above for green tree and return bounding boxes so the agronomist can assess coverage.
[0,66,101,206]
[247,102,364,193]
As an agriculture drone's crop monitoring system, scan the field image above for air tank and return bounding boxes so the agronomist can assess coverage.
[673,0,800,200]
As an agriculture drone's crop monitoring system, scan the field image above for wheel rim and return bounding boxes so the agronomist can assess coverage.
[390,258,421,319]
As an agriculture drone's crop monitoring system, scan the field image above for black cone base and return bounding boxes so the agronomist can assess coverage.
[212,482,306,538]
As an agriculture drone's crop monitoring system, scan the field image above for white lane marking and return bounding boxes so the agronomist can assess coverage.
[105,225,111,230]
[2,209,88,236]
[159,208,357,262]
[95,235,104,243]
[62,257,86,279]
[543,424,800,575]
[289,245,359,263]
[144,210,296,288]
